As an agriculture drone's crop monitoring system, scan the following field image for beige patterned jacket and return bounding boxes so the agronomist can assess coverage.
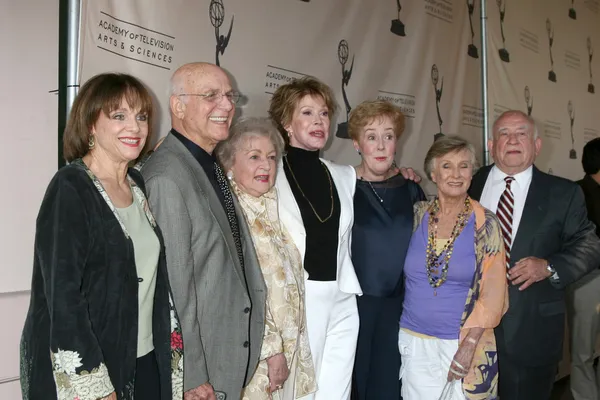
[233,183,317,399]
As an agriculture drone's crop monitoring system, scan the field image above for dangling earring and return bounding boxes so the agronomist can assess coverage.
[226,170,234,180]
[287,130,293,138]
[88,135,95,149]
[356,148,361,155]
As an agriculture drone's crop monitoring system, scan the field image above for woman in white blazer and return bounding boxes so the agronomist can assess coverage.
[268,77,362,400]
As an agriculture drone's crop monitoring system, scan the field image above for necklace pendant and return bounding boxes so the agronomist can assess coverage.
[434,288,437,296]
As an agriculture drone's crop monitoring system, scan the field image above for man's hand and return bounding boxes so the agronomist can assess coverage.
[509,257,551,290]
[399,167,422,183]
[184,383,217,400]
[266,353,289,393]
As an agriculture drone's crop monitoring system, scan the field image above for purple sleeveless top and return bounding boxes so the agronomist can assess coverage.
[400,212,476,339]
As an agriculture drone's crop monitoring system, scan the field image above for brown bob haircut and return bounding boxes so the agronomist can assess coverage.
[348,100,405,141]
[268,76,337,143]
[63,73,154,162]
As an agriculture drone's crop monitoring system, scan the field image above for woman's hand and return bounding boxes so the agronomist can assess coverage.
[447,338,477,381]
[266,353,289,393]
[99,392,117,400]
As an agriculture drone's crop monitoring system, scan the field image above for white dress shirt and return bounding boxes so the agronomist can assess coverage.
[479,165,533,246]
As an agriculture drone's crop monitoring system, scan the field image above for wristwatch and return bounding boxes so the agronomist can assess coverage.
[546,263,559,281]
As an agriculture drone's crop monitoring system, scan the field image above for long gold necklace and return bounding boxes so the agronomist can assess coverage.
[425,197,472,296]
[284,155,335,223]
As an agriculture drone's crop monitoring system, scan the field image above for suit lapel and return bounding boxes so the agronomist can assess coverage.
[510,166,548,263]
[275,161,307,259]
[469,165,492,201]
[163,135,244,280]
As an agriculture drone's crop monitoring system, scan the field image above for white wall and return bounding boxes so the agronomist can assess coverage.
[0,0,59,397]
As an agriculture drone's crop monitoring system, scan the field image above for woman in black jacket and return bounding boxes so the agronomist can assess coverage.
[20,73,183,400]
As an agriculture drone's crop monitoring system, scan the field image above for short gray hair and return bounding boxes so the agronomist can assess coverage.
[424,135,479,181]
[492,110,539,139]
[216,117,284,172]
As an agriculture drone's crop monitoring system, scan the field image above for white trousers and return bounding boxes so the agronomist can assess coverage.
[398,330,466,399]
[297,281,359,400]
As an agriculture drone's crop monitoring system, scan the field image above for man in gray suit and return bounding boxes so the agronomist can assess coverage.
[141,62,266,400]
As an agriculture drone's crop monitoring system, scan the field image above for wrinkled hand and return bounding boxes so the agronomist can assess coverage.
[448,340,477,381]
[184,383,217,400]
[267,353,289,393]
[100,393,117,400]
[399,167,422,183]
[509,257,551,291]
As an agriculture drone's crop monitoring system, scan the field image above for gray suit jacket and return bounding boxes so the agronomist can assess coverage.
[141,133,266,398]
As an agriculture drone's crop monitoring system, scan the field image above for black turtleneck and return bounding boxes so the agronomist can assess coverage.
[283,146,340,281]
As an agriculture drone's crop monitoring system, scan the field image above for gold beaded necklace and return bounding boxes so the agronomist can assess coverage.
[426,197,472,296]
[284,155,335,223]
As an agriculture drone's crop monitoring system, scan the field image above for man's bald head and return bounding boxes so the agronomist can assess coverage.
[168,62,235,153]
[170,62,223,97]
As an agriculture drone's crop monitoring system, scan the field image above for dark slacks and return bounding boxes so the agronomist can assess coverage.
[134,350,161,400]
[497,352,557,400]
[353,294,403,400]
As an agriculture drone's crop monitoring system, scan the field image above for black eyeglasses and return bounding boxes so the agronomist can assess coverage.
[177,91,241,104]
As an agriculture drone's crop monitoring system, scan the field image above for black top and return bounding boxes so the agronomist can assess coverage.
[577,174,600,239]
[352,174,426,297]
[171,128,226,211]
[283,146,340,281]
[20,164,177,400]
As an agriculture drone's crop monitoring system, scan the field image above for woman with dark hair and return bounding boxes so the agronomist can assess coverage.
[20,73,183,400]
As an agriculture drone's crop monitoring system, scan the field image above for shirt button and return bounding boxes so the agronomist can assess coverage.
[244,307,250,314]
[138,277,144,283]
[243,341,250,348]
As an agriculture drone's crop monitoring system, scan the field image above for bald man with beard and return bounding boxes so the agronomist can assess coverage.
[141,62,266,400]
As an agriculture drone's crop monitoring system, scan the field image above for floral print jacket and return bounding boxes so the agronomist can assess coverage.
[20,160,184,400]
[233,183,317,399]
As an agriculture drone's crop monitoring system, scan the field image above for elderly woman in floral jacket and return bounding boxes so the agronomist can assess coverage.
[216,117,316,400]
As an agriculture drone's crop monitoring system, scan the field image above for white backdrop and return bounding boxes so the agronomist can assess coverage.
[0,0,58,394]
[80,0,484,196]
[486,0,600,180]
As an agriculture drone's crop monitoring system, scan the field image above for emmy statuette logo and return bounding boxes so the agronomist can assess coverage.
[569,0,577,19]
[209,0,233,67]
[467,0,478,58]
[431,64,444,141]
[497,0,510,62]
[568,101,577,159]
[335,40,354,139]
[391,0,406,36]
[547,18,556,83]
[524,86,533,116]
[588,37,595,93]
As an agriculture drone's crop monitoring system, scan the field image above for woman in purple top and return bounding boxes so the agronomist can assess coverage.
[399,136,508,399]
